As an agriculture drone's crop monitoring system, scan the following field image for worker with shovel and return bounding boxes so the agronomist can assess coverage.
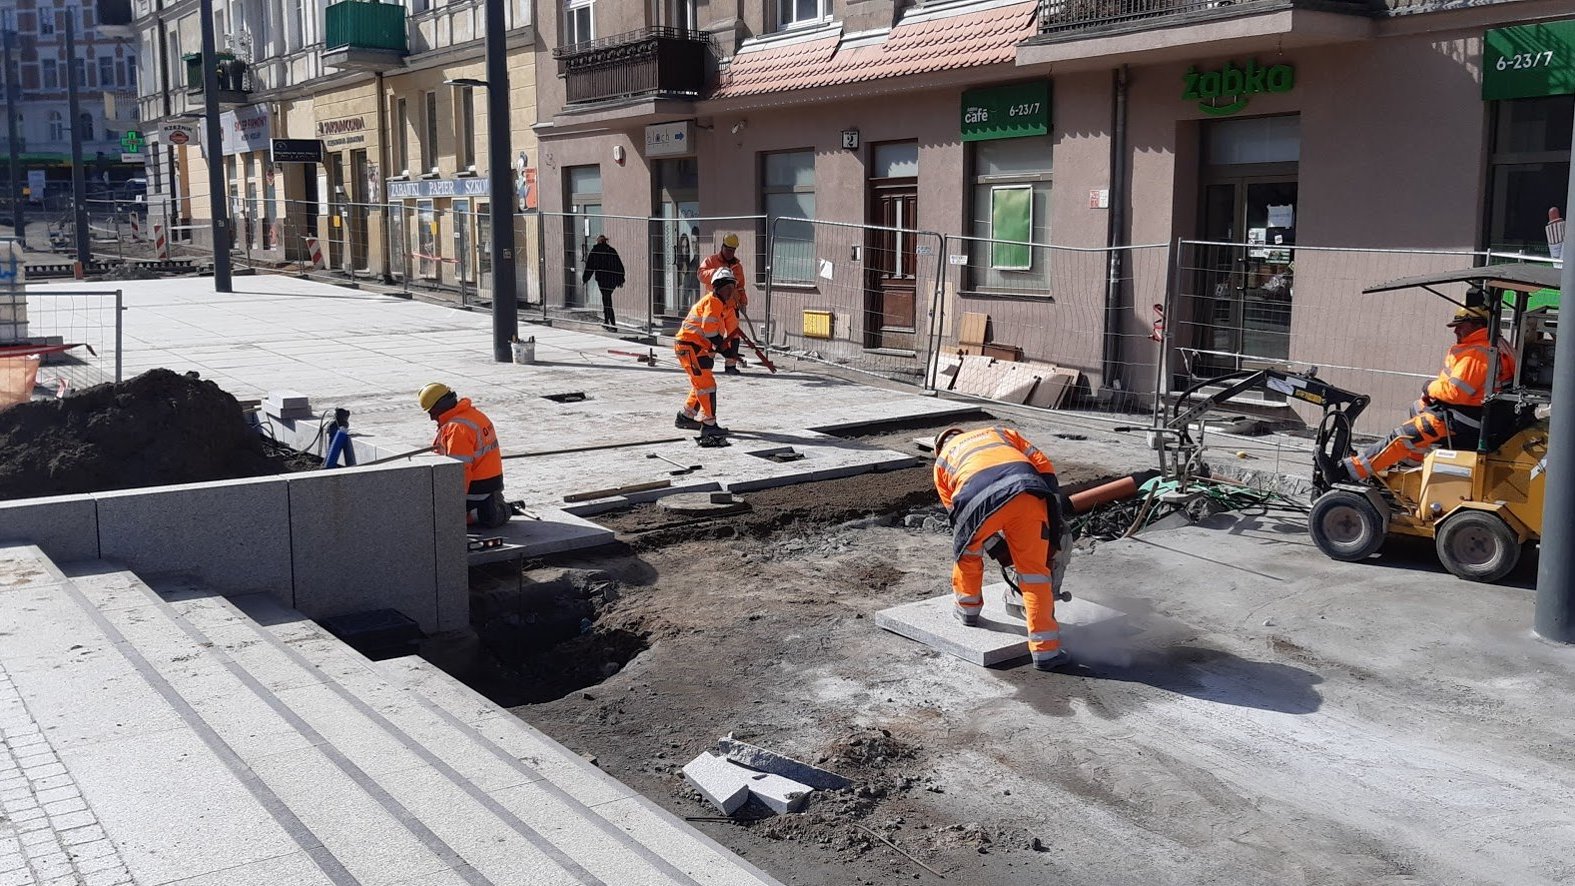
[420,382,509,528]
[674,267,739,444]
[700,233,751,375]
[933,426,1070,672]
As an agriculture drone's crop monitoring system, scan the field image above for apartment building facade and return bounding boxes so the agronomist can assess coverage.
[1,0,141,200]
[535,0,1572,422]
[133,0,537,295]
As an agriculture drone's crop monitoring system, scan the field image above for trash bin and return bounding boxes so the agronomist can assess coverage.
[512,336,536,365]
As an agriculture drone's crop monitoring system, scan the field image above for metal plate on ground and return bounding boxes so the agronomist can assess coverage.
[874,583,1125,667]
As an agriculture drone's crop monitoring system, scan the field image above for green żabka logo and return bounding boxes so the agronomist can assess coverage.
[1183,60,1294,116]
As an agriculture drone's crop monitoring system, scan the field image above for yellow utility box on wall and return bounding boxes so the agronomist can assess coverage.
[803,309,834,340]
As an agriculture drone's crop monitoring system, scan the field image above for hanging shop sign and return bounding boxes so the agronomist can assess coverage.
[159,121,200,148]
[645,121,694,158]
[220,105,272,155]
[387,177,491,199]
[317,116,370,149]
[1483,20,1575,101]
[961,82,1050,142]
[1183,60,1294,116]
[270,138,325,163]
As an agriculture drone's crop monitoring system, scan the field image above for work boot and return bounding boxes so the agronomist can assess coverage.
[1033,651,1073,673]
[675,412,703,430]
[954,608,979,627]
[700,422,730,439]
[724,364,742,375]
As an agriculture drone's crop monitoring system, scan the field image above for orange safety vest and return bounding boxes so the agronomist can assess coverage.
[434,399,503,486]
[934,426,1057,560]
[676,293,729,352]
[699,253,749,310]
[1425,327,1516,407]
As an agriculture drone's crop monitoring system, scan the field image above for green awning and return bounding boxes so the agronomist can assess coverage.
[1483,20,1575,100]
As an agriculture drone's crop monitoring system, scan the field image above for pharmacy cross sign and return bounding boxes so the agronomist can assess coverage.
[120,131,144,153]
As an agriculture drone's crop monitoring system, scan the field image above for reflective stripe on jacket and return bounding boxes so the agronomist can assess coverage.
[676,293,728,351]
[935,427,1056,561]
[1425,327,1516,407]
[434,399,503,486]
[699,253,749,309]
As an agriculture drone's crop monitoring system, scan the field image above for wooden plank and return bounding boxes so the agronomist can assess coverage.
[981,342,1022,362]
[562,479,672,503]
[958,312,989,346]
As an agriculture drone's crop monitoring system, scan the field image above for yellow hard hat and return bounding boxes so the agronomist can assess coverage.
[418,382,453,412]
[934,426,966,455]
[1446,305,1491,327]
[722,233,740,248]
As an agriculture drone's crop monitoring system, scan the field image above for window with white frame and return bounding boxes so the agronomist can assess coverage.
[564,0,593,46]
[421,91,438,174]
[762,150,815,284]
[48,111,64,141]
[777,0,828,30]
[967,134,1052,292]
[40,10,56,36]
[291,0,306,50]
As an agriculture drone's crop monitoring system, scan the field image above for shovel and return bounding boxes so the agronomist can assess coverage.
[646,452,701,475]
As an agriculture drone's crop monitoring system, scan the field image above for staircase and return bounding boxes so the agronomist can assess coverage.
[0,544,781,886]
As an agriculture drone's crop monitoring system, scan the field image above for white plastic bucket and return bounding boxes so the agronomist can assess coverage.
[512,336,536,365]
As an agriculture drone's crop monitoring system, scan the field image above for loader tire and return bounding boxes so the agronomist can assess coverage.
[1435,510,1521,584]
[1308,490,1385,562]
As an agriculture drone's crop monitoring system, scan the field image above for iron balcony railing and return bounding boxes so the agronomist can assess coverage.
[324,0,409,53]
[1037,0,1373,35]
[553,27,713,105]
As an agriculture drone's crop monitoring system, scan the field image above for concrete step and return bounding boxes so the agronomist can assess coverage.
[62,563,595,886]
[0,545,331,886]
[378,657,784,886]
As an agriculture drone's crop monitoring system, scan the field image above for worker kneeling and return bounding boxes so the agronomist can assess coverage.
[1342,305,1515,481]
[934,426,1071,672]
[421,383,509,528]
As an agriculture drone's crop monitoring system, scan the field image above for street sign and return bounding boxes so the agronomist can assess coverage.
[270,138,325,164]
[120,131,145,153]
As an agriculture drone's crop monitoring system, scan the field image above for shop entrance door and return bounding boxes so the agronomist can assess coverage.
[1194,178,1297,379]
[349,149,370,271]
[328,154,348,271]
[654,158,699,317]
[865,142,919,351]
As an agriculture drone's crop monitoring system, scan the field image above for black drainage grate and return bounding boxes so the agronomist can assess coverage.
[541,392,589,403]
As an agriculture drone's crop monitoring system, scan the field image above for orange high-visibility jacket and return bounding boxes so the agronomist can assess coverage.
[1425,327,1517,407]
[935,426,1057,560]
[699,253,749,310]
[434,399,503,486]
[676,293,729,353]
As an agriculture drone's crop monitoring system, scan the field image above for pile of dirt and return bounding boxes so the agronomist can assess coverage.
[0,368,300,500]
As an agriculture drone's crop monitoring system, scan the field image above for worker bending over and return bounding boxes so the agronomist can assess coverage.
[1343,305,1516,481]
[674,267,739,441]
[699,233,750,374]
[934,425,1070,672]
[420,383,508,528]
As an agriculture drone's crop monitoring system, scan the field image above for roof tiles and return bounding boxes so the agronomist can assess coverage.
[713,1,1039,99]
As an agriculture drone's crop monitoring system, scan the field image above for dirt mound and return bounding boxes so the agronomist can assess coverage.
[0,368,291,500]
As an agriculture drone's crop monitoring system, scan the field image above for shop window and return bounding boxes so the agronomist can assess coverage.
[966,135,1051,293]
[456,85,476,171]
[1486,95,1573,257]
[421,91,439,175]
[565,0,594,46]
[778,0,828,30]
[762,150,815,284]
[394,97,409,174]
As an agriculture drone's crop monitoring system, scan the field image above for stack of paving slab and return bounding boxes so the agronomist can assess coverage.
[682,737,852,817]
[0,544,781,886]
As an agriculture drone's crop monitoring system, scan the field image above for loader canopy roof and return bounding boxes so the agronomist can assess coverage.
[1363,263,1562,312]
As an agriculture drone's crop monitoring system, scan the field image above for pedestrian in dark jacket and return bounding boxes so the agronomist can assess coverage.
[582,235,626,329]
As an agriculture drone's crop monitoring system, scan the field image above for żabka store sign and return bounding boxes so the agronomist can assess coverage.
[1183,60,1295,116]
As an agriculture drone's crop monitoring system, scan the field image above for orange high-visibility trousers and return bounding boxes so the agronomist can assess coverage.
[953,492,1061,666]
[675,344,718,423]
[1343,399,1452,480]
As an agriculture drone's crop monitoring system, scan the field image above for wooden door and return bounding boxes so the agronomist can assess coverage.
[866,183,918,350]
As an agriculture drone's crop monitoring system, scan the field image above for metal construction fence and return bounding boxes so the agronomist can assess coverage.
[539,212,767,335]
[0,287,124,401]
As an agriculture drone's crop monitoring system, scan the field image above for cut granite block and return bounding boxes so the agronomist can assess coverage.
[874,583,1125,667]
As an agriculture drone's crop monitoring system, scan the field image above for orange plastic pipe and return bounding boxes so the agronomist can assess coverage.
[1068,475,1140,514]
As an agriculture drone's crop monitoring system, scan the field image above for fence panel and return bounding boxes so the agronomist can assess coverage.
[5,289,123,394]
[763,216,942,386]
[930,235,1171,413]
[1166,240,1499,432]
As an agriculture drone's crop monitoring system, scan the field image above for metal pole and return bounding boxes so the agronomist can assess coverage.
[1533,139,1575,643]
[114,289,123,382]
[3,32,23,246]
[199,0,232,292]
[66,18,89,268]
[485,0,517,361]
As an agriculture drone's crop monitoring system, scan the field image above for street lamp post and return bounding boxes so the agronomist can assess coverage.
[1534,130,1575,643]
[65,17,89,268]
[484,0,517,361]
[3,31,23,246]
[199,0,232,292]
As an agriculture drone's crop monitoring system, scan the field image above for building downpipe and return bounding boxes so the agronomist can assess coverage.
[1102,64,1130,398]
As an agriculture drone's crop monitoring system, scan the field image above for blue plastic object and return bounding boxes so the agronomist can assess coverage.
[326,427,357,468]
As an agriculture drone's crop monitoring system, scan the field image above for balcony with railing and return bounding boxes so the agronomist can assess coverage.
[553,27,713,107]
[1023,0,1375,63]
[183,52,254,105]
[323,0,410,72]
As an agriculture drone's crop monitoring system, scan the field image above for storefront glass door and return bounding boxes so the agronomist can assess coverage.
[654,158,699,316]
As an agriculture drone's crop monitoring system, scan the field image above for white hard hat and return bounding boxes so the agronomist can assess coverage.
[710,267,736,287]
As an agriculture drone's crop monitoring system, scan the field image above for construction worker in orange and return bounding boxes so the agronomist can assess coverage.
[699,233,750,374]
[673,267,738,443]
[420,382,509,528]
[933,426,1070,672]
[1342,304,1516,481]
